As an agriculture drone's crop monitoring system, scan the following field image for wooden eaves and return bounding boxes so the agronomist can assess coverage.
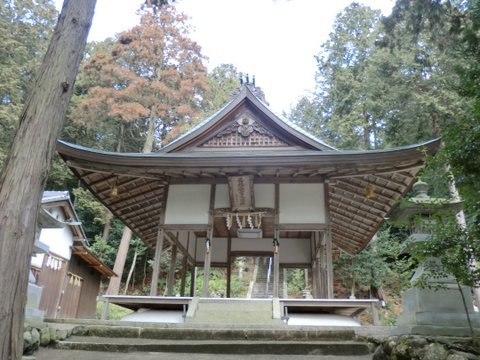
[57,137,440,256]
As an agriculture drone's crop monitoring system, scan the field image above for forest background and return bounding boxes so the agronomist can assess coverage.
[2,0,480,325]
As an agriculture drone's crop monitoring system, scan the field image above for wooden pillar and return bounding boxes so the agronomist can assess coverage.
[324,181,334,298]
[304,268,309,290]
[190,265,196,297]
[166,245,177,296]
[226,235,232,298]
[202,184,216,298]
[273,183,280,298]
[312,260,318,298]
[325,229,334,298]
[179,255,188,297]
[318,231,328,298]
[202,236,212,297]
[150,185,168,296]
[150,227,164,296]
[179,233,190,297]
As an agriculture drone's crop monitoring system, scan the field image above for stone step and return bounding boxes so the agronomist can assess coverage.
[54,336,372,356]
[186,298,280,324]
[190,299,275,323]
[83,324,357,341]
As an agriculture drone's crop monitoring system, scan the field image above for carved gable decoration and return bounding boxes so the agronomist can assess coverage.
[200,115,288,148]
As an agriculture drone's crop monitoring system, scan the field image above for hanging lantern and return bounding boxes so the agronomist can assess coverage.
[366,184,375,199]
[111,176,119,197]
[205,238,211,253]
[273,238,279,254]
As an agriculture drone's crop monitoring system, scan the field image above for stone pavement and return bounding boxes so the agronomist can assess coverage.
[34,348,373,360]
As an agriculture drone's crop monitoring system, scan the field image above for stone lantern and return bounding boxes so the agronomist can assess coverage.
[390,180,480,336]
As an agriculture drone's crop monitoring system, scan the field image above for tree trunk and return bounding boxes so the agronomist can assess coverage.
[106,227,132,295]
[123,249,138,294]
[0,1,95,358]
[102,210,113,242]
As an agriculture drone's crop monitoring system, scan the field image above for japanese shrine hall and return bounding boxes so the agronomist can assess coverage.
[57,83,439,320]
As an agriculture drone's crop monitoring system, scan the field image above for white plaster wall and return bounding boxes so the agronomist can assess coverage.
[230,237,311,264]
[231,237,272,253]
[278,237,311,264]
[279,183,325,224]
[214,184,230,208]
[195,237,228,263]
[176,230,197,259]
[164,185,211,224]
[31,253,44,268]
[37,208,73,260]
[254,184,275,208]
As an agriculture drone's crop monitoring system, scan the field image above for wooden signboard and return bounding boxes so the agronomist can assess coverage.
[228,175,254,211]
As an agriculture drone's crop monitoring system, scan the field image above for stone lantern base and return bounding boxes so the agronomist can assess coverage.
[393,286,480,336]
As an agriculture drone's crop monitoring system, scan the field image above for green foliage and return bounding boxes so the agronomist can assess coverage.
[286,269,308,297]
[335,227,415,297]
[200,64,240,118]
[89,235,117,269]
[95,301,132,320]
[407,218,480,288]
[0,0,57,167]
[72,187,107,241]
[290,2,467,150]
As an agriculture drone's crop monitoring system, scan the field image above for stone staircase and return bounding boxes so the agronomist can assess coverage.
[44,321,373,358]
[250,256,286,298]
[185,297,281,324]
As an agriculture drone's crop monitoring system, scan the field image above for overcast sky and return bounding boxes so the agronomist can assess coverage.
[55,0,394,113]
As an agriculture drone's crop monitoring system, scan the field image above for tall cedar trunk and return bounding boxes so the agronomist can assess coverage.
[106,227,132,295]
[106,107,157,295]
[102,210,113,242]
[123,249,138,294]
[0,1,96,358]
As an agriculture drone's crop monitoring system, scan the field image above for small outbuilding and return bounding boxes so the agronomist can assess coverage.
[30,191,115,319]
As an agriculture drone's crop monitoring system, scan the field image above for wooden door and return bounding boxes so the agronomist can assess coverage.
[56,272,83,318]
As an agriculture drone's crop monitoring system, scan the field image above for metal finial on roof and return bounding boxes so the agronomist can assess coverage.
[246,73,249,84]
[239,72,243,85]
[252,75,256,87]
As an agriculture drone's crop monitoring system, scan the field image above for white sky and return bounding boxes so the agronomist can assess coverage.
[56,0,394,113]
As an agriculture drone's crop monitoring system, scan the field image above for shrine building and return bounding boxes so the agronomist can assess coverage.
[57,82,439,308]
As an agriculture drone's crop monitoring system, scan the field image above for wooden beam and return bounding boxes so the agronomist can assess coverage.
[332,181,392,208]
[278,223,327,231]
[330,211,374,234]
[107,187,164,208]
[329,191,387,217]
[67,160,167,181]
[329,198,384,223]
[165,231,194,265]
[109,196,163,215]
[166,245,177,296]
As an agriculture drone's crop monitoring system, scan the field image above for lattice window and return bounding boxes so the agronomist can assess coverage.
[202,130,288,147]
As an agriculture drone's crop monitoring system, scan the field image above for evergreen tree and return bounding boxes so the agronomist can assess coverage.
[0,0,57,166]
